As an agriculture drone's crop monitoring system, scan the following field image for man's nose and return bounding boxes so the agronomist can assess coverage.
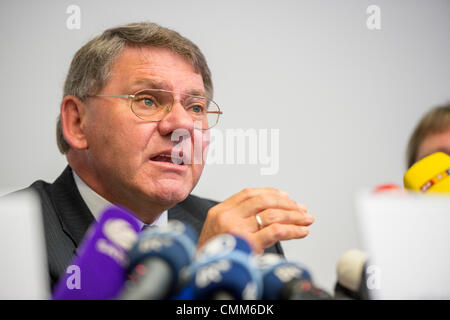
[157,101,194,137]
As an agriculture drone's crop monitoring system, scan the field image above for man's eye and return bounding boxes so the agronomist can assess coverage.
[143,98,155,107]
[191,105,204,113]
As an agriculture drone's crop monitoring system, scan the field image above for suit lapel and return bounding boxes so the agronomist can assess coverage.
[48,166,95,248]
[168,196,206,237]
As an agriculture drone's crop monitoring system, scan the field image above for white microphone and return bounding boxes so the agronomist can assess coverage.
[334,249,370,300]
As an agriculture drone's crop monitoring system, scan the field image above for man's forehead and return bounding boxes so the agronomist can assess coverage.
[110,46,205,94]
[113,46,196,74]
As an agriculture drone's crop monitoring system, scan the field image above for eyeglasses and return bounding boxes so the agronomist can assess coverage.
[93,88,222,130]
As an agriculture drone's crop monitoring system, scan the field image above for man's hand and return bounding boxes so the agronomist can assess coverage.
[197,188,315,254]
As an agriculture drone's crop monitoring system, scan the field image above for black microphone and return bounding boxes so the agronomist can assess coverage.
[119,220,197,300]
[279,278,333,300]
[334,249,370,300]
[187,234,263,300]
[257,253,332,300]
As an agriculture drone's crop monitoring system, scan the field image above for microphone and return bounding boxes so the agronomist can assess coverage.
[187,234,262,300]
[52,205,141,300]
[119,220,197,300]
[404,152,450,193]
[334,249,370,300]
[257,253,332,300]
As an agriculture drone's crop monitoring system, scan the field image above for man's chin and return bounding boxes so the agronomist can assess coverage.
[148,186,191,206]
[135,175,200,207]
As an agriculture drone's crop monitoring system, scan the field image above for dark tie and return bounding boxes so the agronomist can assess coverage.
[141,224,156,232]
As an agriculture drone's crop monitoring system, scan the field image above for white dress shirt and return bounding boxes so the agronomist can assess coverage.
[72,171,167,230]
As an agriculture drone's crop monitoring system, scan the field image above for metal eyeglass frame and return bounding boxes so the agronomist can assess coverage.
[94,88,223,130]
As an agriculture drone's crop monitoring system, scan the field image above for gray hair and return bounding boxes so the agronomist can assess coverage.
[56,22,213,154]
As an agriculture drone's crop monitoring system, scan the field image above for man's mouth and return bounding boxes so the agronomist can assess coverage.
[150,153,184,165]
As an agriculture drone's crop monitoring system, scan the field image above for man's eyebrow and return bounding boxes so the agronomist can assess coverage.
[129,79,171,91]
[186,88,207,98]
[129,79,206,97]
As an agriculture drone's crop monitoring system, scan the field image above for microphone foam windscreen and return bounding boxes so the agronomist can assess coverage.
[188,234,262,300]
[336,249,367,292]
[126,220,198,289]
[52,205,141,300]
[404,152,450,193]
[257,253,312,300]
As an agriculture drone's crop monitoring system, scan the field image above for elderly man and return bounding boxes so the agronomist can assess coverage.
[23,22,314,289]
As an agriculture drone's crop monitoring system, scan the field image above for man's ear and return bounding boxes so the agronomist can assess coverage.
[60,95,89,150]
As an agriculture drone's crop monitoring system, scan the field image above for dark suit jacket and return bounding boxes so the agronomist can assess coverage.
[24,166,283,290]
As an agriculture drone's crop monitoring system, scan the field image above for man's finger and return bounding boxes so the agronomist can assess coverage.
[247,209,314,229]
[252,224,310,251]
[239,194,306,218]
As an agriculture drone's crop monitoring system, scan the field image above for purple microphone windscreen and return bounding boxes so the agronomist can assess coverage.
[52,205,141,300]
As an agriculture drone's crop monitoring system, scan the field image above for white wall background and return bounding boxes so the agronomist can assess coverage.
[1,0,449,293]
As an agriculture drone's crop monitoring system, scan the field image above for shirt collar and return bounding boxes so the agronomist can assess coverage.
[72,170,167,230]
